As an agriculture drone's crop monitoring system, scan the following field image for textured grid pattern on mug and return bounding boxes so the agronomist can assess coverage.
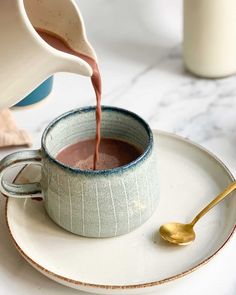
[42,150,159,237]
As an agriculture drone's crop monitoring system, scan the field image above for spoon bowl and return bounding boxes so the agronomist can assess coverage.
[159,181,236,246]
[159,223,195,245]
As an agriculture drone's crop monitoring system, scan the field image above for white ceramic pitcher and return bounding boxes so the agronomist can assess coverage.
[0,0,97,109]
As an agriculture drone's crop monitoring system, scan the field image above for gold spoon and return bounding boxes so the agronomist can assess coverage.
[159,181,236,245]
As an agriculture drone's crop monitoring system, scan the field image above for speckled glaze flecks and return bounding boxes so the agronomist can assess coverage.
[41,106,159,237]
[0,107,159,238]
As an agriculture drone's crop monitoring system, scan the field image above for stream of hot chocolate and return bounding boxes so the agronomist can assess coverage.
[36,29,102,170]
[79,54,102,170]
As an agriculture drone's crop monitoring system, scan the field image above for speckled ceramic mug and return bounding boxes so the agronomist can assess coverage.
[0,106,159,238]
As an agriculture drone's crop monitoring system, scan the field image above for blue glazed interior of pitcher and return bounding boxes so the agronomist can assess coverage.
[15,76,53,107]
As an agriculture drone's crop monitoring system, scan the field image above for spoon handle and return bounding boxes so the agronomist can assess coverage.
[190,181,236,226]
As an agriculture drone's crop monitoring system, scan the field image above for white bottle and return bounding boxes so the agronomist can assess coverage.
[183,0,236,78]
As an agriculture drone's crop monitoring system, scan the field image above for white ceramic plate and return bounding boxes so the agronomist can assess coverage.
[5,131,236,294]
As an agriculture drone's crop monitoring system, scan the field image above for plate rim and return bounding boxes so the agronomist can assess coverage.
[5,130,236,291]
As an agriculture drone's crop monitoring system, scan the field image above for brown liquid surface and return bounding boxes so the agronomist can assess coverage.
[56,138,141,170]
[36,29,102,170]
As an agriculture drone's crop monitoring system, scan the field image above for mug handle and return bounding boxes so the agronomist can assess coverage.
[0,150,42,198]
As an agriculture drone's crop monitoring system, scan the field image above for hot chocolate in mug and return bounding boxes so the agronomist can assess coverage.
[0,107,159,238]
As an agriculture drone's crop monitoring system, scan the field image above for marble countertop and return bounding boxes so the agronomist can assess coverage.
[0,0,235,294]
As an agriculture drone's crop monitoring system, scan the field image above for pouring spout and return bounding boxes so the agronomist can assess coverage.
[22,0,97,77]
[54,51,93,77]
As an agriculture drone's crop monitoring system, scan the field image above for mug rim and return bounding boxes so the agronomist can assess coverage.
[41,106,153,175]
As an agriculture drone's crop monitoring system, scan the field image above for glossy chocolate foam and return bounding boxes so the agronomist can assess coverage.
[56,138,142,170]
